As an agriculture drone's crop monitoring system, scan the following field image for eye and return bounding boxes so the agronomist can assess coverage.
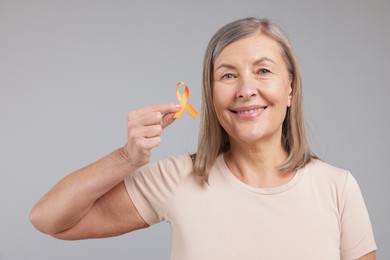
[222,73,235,80]
[258,68,271,75]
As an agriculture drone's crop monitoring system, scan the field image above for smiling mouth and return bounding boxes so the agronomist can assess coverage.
[231,107,267,115]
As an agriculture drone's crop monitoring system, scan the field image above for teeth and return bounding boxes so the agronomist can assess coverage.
[237,108,263,115]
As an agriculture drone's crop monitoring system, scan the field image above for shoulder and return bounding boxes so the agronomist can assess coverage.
[129,153,194,190]
[124,154,194,224]
[304,158,349,178]
[133,153,193,177]
[302,158,351,190]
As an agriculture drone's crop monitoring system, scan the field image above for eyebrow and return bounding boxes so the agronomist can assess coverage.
[214,63,236,72]
[253,57,276,65]
[214,57,276,72]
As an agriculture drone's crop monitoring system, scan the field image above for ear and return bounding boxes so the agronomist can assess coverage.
[287,94,292,107]
[287,82,292,107]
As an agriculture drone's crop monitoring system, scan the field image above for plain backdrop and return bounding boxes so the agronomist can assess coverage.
[0,0,389,259]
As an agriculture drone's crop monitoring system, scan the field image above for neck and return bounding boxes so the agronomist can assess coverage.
[224,138,293,188]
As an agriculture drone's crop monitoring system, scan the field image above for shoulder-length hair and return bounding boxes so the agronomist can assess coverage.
[193,17,316,183]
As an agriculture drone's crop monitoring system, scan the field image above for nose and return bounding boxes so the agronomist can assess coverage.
[236,77,258,99]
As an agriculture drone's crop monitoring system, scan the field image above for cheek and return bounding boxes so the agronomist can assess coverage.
[212,87,222,118]
[212,86,233,128]
[213,96,226,120]
[262,82,292,106]
[212,84,230,111]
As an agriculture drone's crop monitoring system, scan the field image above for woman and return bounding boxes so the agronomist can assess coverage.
[30,17,376,259]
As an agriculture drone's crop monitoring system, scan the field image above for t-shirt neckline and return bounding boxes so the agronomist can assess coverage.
[217,153,304,195]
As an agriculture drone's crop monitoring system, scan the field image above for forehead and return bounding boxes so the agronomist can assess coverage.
[214,33,284,66]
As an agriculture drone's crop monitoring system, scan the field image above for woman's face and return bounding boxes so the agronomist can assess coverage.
[212,33,292,147]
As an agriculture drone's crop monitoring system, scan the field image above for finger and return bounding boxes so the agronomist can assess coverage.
[161,112,176,129]
[147,102,181,115]
[128,111,162,128]
[130,137,160,154]
[141,124,163,138]
[141,111,163,127]
[143,136,161,150]
[129,103,181,125]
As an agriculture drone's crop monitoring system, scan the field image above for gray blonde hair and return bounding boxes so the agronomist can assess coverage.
[193,17,315,182]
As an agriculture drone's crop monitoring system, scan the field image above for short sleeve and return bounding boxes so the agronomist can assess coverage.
[339,172,377,260]
[123,154,193,225]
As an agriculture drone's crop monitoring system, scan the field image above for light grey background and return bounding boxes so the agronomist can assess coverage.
[0,0,389,259]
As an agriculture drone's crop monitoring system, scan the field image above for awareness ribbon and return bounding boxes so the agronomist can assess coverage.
[173,81,198,119]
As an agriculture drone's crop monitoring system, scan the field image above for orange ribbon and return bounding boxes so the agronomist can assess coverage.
[173,81,198,119]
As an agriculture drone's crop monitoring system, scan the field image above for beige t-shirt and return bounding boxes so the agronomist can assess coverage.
[124,154,376,260]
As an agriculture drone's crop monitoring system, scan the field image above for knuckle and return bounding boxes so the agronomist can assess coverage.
[127,111,136,121]
[135,138,147,149]
[150,105,160,112]
[127,121,136,129]
[154,111,162,121]
[154,137,162,147]
[127,126,139,137]
[154,124,163,133]
[128,132,136,142]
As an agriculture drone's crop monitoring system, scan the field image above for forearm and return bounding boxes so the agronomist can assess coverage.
[30,148,137,235]
[30,102,180,237]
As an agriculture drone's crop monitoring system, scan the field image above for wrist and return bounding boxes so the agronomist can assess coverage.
[116,147,141,174]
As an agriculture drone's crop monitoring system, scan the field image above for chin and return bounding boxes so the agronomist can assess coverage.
[232,135,264,145]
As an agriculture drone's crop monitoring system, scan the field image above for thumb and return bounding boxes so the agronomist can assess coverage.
[162,112,177,129]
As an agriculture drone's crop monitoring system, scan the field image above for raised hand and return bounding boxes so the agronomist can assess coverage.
[123,102,181,168]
